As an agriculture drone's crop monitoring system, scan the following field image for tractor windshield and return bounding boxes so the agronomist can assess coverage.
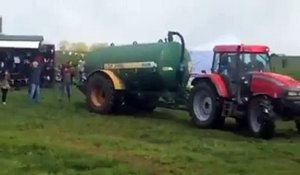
[240,53,270,72]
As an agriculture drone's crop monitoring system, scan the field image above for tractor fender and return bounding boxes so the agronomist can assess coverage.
[191,74,229,98]
[88,70,125,90]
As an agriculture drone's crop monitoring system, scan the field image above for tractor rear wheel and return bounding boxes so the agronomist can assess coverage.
[248,97,275,139]
[86,73,116,114]
[189,82,224,129]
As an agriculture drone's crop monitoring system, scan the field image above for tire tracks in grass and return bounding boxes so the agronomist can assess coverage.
[56,133,179,175]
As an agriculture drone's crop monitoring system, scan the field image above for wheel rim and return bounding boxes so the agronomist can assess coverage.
[91,86,105,107]
[193,91,213,121]
[249,104,261,133]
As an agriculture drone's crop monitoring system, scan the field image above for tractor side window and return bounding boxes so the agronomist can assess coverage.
[212,53,220,73]
[219,53,237,76]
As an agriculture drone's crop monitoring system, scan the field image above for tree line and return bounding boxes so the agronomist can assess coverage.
[59,40,108,52]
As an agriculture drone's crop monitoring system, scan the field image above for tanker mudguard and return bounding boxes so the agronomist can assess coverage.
[192,73,229,98]
[98,70,125,90]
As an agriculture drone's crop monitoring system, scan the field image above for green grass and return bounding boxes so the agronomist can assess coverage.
[1,88,300,175]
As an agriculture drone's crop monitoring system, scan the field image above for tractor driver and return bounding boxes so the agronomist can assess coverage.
[219,54,236,79]
[219,54,230,76]
[247,54,265,72]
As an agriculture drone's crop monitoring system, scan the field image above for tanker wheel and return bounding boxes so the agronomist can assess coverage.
[295,119,300,133]
[248,97,275,140]
[138,99,157,112]
[189,82,224,129]
[125,96,157,113]
[86,74,116,114]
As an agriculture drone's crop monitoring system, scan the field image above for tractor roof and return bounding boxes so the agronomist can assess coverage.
[214,44,269,53]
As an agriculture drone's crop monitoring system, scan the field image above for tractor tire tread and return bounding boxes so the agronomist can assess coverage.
[189,82,224,129]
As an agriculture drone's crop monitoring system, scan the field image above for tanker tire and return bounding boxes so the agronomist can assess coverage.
[248,97,275,140]
[295,119,300,133]
[125,96,157,113]
[139,99,157,113]
[86,74,115,114]
[112,92,125,112]
[189,82,224,129]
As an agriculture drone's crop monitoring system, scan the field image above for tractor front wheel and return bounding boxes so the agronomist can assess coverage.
[86,73,116,114]
[248,97,275,139]
[189,82,224,129]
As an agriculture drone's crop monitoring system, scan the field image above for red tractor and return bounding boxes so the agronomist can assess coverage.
[189,44,300,139]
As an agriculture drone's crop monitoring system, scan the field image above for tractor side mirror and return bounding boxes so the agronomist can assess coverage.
[201,70,207,74]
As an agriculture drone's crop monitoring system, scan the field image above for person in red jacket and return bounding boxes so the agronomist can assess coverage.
[61,62,74,102]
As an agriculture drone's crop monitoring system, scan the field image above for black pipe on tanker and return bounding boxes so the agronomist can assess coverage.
[167,31,185,64]
[167,31,186,87]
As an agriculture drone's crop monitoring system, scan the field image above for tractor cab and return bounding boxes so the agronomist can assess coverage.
[211,45,271,97]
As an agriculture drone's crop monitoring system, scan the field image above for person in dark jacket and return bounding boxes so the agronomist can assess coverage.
[28,61,42,103]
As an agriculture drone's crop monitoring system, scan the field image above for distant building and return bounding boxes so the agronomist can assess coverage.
[0,17,55,88]
[0,34,55,88]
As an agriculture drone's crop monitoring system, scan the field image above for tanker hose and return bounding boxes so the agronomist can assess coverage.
[168,31,186,87]
[167,31,185,64]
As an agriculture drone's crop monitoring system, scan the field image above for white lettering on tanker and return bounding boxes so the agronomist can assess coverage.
[104,61,157,69]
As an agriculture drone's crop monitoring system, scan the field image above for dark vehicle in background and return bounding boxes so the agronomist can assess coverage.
[0,34,55,89]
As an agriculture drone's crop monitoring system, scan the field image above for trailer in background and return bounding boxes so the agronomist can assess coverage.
[0,34,55,89]
[270,54,300,79]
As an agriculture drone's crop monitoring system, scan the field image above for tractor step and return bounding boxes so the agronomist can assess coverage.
[222,101,234,117]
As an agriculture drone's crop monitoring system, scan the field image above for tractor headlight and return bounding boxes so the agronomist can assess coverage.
[288,92,299,96]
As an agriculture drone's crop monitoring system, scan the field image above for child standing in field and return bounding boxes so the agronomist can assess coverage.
[0,70,11,105]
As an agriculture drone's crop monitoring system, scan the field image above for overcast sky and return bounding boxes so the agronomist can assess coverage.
[0,0,299,54]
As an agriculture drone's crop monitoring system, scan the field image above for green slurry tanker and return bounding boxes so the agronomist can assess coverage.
[78,31,300,140]
[78,31,192,113]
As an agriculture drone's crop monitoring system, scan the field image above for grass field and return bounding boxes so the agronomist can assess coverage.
[1,88,300,175]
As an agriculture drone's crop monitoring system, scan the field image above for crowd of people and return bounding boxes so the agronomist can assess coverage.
[0,53,81,105]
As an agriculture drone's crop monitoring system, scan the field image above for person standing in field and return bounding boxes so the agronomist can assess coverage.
[28,61,42,103]
[61,62,74,102]
[54,64,63,101]
[0,70,11,105]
